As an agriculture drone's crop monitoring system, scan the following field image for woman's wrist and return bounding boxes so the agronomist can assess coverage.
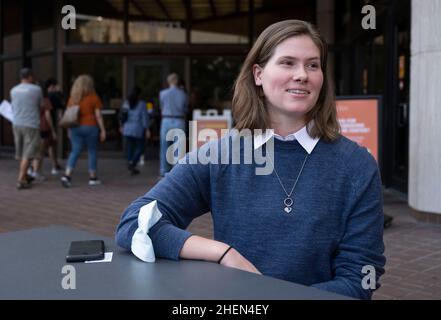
[211,241,231,263]
[180,236,231,263]
[218,246,233,264]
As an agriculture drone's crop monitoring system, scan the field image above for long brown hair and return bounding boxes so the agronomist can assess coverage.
[232,20,340,141]
[69,74,96,106]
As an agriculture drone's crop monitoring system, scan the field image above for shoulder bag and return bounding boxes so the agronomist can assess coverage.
[59,105,80,128]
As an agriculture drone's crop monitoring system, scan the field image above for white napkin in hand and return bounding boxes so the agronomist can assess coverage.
[131,200,162,262]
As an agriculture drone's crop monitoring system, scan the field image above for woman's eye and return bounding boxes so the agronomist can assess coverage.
[307,63,319,69]
[281,61,293,66]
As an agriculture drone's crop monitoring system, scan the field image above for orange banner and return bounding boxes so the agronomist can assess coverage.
[336,98,379,162]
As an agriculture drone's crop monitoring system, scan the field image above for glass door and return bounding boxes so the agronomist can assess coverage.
[390,21,410,193]
[126,58,185,158]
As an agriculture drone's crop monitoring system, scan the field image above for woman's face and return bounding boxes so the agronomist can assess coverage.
[253,35,324,121]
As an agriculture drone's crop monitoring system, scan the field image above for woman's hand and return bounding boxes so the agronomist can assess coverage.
[100,130,106,142]
[219,247,262,275]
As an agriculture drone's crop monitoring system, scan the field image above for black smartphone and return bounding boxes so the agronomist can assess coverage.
[66,240,105,262]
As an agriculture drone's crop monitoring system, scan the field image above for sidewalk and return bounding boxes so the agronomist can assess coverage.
[0,154,440,299]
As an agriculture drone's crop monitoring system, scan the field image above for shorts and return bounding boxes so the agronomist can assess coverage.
[13,125,41,160]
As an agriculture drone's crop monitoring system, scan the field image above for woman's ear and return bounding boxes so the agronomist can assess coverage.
[253,64,263,86]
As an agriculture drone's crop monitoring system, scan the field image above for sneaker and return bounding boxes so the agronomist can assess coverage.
[51,168,59,175]
[25,174,35,183]
[88,177,101,186]
[17,181,32,190]
[60,175,72,188]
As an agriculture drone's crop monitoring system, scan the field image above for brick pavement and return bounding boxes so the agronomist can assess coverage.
[0,153,440,299]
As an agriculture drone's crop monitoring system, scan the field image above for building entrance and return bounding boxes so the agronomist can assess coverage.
[126,58,185,158]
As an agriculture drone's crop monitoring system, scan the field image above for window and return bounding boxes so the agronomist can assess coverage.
[128,1,186,43]
[65,56,122,107]
[31,0,54,50]
[32,56,54,84]
[190,56,243,111]
[190,0,249,44]
[68,16,124,44]
[2,0,22,55]
[2,59,21,146]
[129,20,186,43]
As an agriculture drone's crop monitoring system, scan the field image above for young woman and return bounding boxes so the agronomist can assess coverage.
[116,20,385,299]
[61,75,106,187]
[120,86,150,175]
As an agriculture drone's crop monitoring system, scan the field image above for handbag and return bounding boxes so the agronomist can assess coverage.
[59,105,79,128]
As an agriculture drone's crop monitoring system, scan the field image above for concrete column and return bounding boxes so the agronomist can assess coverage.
[409,0,441,214]
[316,0,335,79]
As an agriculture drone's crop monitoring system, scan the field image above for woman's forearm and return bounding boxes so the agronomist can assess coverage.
[180,235,229,262]
[95,109,105,131]
[180,235,262,274]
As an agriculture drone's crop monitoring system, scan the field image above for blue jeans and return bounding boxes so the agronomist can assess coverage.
[125,136,145,167]
[160,118,186,176]
[66,125,99,173]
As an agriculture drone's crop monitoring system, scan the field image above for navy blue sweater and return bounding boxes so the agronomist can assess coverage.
[116,135,386,299]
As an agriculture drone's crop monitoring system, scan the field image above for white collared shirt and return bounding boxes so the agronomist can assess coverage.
[253,123,320,154]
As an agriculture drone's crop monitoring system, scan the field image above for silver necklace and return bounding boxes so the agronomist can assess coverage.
[268,153,309,214]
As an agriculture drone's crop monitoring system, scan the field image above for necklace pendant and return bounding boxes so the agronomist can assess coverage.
[283,197,293,214]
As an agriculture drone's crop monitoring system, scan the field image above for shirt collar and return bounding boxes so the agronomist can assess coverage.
[253,122,320,154]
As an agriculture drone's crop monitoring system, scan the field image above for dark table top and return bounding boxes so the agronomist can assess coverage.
[0,226,350,300]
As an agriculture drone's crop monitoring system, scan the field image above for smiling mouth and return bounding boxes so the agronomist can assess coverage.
[286,89,311,95]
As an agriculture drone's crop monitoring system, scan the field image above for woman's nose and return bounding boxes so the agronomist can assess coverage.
[293,66,308,82]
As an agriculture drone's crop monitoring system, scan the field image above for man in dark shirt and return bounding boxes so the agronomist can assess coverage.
[45,78,64,174]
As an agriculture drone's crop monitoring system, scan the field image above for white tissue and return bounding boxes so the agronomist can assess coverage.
[131,200,162,262]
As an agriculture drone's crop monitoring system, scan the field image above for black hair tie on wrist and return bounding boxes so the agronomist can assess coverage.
[218,246,233,264]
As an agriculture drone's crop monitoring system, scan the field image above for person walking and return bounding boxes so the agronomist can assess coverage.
[45,78,64,174]
[60,74,106,187]
[10,68,43,189]
[120,87,150,175]
[159,73,188,177]
[31,83,57,180]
